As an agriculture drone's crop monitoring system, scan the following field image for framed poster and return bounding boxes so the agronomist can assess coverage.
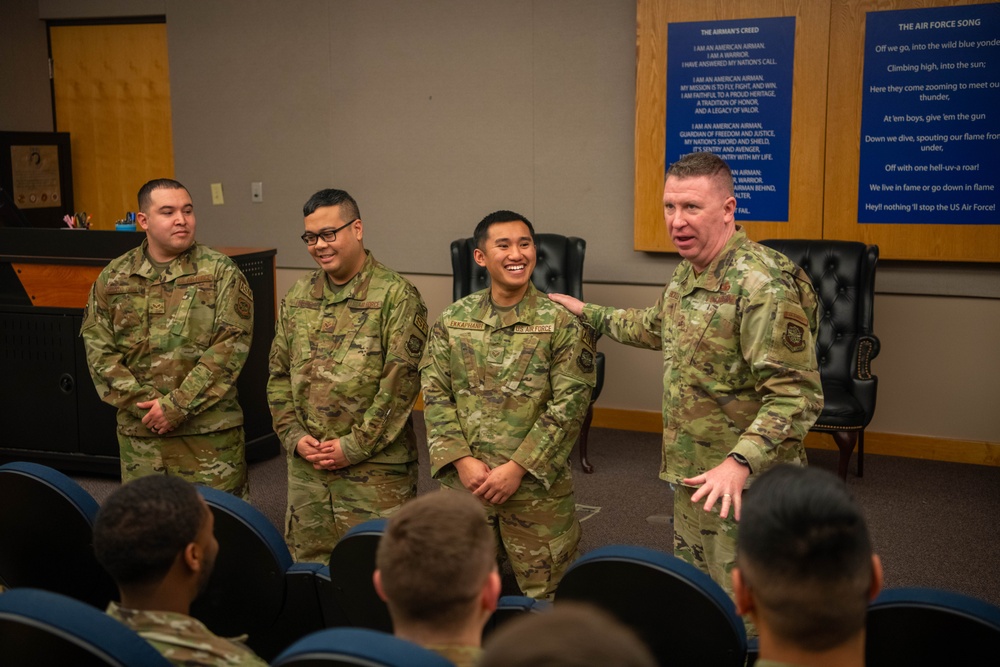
[0,131,74,228]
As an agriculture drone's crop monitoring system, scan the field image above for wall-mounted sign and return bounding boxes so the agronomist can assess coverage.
[857,3,1000,224]
[666,16,795,222]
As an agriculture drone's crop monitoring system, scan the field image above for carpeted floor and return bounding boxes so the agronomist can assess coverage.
[73,414,1000,607]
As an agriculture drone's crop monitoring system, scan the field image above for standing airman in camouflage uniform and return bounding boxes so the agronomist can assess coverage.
[94,475,267,667]
[81,179,253,498]
[421,211,597,600]
[550,153,823,607]
[268,189,427,564]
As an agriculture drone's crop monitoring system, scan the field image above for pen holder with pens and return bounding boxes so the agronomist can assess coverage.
[115,211,137,232]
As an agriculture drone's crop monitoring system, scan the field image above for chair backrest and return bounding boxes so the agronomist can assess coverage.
[483,595,550,639]
[0,587,171,667]
[758,239,880,426]
[0,462,117,608]
[450,234,587,301]
[327,518,393,631]
[866,587,1000,665]
[272,627,454,667]
[555,544,747,667]
[192,485,294,639]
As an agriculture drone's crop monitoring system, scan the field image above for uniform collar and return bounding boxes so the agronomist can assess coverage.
[474,282,540,328]
[676,225,748,294]
[310,249,376,303]
[128,239,198,281]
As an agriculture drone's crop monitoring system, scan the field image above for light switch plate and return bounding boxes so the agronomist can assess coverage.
[211,183,224,205]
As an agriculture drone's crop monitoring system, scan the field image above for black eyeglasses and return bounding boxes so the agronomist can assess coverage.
[300,219,358,246]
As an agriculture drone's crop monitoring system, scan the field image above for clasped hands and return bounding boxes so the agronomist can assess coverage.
[296,435,349,471]
[138,399,175,435]
[454,456,526,505]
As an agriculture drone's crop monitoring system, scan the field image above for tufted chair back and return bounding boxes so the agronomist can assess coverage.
[759,239,880,479]
[450,233,604,473]
[450,234,586,302]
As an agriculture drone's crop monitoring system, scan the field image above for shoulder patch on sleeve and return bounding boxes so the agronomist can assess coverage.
[235,297,252,320]
[414,313,428,336]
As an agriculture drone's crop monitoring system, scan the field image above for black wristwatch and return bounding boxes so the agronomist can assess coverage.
[728,453,751,471]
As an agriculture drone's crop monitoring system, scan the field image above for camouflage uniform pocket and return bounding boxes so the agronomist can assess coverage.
[107,285,145,348]
[170,280,217,348]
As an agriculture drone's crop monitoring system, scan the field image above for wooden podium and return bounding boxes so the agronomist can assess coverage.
[0,229,279,475]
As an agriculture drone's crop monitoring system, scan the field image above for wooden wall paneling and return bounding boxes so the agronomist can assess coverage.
[50,22,174,230]
[824,0,1000,261]
[635,0,831,252]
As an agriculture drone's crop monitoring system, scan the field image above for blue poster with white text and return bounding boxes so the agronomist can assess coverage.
[858,4,1000,224]
[666,17,795,222]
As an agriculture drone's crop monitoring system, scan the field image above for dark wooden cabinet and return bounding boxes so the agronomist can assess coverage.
[0,229,279,476]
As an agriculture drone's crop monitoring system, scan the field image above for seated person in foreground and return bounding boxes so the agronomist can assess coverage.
[733,464,883,667]
[92,475,267,667]
[479,602,656,667]
[373,490,501,667]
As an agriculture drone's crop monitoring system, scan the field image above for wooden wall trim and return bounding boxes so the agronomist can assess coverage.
[591,406,1000,467]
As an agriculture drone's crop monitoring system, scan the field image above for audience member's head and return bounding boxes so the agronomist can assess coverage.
[94,476,218,610]
[374,490,499,647]
[480,602,657,667]
[733,464,882,664]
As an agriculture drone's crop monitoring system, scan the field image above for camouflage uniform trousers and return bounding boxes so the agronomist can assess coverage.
[672,484,757,638]
[117,426,248,500]
[445,483,580,601]
[285,454,417,564]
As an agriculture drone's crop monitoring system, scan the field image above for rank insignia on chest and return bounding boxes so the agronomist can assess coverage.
[149,300,165,315]
[577,348,595,373]
[406,334,423,356]
[783,322,806,353]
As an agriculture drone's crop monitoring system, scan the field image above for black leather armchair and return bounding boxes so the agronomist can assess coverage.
[450,234,605,473]
[759,240,880,480]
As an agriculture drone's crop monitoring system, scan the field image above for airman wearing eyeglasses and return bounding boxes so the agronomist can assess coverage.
[267,189,428,564]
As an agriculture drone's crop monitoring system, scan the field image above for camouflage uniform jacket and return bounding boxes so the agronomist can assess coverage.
[582,226,823,484]
[81,240,253,436]
[427,643,482,667]
[106,602,267,667]
[420,283,597,497]
[267,251,427,464]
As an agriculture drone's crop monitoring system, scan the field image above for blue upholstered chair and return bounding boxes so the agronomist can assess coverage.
[193,486,329,661]
[866,587,1000,665]
[450,233,606,473]
[0,587,171,667]
[327,517,393,632]
[0,461,117,608]
[483,595,550,639]
[272,627,454,666]
[555,544,747,667]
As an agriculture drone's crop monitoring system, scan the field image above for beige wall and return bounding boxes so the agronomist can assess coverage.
[277,267,1000,442]
[6,0,997,446]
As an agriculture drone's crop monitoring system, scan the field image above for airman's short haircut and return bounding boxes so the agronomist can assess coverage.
[93,475,205,586]
[666,152,735,197]
[737,464,874,651]
[376,491,495,629]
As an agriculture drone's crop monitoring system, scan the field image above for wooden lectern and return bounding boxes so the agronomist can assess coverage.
[0,228,278,475]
